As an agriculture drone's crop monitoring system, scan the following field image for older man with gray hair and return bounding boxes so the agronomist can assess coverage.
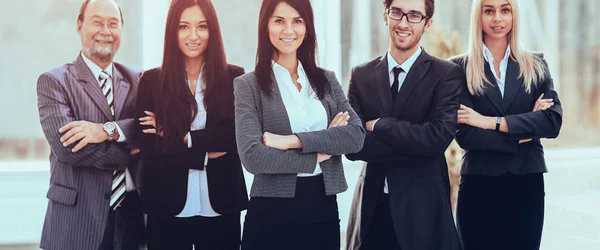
[36,0,143,249]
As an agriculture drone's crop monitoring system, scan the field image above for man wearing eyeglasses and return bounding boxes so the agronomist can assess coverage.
[36,0,144,249]
[345,0,464,249]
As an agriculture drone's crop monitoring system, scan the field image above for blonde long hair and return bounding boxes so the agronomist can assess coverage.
[466,0,547,95]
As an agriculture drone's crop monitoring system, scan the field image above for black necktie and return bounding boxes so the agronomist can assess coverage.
[391,67,404,102]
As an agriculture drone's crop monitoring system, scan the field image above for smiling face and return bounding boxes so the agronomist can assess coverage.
[481,0,513,43]
[268,2,306,59]
[77,0,122,66]
[178,5,209,63]
[384,0,431,54]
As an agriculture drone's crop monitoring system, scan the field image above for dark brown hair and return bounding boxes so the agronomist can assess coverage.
[155,0,229,150]
[255,0,327,99]
[383,0,435,18]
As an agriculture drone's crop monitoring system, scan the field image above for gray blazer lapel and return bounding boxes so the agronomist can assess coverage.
[75,55,114,120]
[318,81,335,124]
[262,80,293,135]
[111,68,130,120]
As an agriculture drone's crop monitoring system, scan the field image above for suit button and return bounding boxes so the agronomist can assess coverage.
[105,192,111,200]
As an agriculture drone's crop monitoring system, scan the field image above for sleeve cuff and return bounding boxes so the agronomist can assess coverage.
[187,131,192,148]
[371,118,380,131]
[115,123,126,142]
[204,152,209,166]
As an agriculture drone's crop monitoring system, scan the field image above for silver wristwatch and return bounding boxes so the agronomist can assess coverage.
[103,122,117,141]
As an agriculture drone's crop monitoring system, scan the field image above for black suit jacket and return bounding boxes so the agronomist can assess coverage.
[134,64,248,216]
[450,54,562,176]
[345,50,462,250]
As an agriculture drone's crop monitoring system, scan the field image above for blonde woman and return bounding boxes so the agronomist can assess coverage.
[450,0,562,249]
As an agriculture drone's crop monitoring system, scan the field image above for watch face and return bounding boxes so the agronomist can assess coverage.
[104,122,116,132]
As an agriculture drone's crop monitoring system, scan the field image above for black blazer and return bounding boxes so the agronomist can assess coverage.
[450,54,562,176]
[345,50,463,250]
[134,64,248,216]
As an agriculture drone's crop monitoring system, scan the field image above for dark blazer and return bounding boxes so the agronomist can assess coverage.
[134,64,248,216]
[345,50,463,250]
[450,54,562,176]
[234,69,365,198]
[37,54,141,250]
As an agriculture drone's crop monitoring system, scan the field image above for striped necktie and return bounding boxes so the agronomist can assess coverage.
[99,71,126,210]
[99,71,114,116]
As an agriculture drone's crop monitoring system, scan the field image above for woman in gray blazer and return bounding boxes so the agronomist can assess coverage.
[234,0,365,249]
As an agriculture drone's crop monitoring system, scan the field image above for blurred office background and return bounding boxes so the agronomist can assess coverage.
[0,0,598,249]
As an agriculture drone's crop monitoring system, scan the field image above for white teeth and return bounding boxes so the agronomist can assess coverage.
[186,43,199,46]
[281,38,295,43]
[395,31,410,37]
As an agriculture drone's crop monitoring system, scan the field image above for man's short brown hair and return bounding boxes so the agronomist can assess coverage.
[383,0,435,18]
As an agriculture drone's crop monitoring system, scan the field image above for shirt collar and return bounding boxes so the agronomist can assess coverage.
[272,60,308,86]
[81,52,113,82]
[482,43,511,63]
[387,46,422,75]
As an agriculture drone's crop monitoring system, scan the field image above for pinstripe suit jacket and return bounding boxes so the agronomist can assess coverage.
[234,69,365,198]
[36,54,141,250]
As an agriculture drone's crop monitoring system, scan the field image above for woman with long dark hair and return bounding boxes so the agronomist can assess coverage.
[233,0,365,249]
[134,0,247,249]
[451,0,562,249]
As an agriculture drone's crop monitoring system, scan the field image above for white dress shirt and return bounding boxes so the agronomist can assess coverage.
[177,73,218,218]
[382,47,422,194]
[81,53,135,192]
[273,61,328,177]
[483,44,511,97]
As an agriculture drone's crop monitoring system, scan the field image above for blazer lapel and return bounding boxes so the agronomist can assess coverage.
[483,62,505,114]
[374,56,394,117]
[75,55,114,121]
[111,67,130,120]
[264,80,293,135]
[392,50,432,117]
[502,58,522,111]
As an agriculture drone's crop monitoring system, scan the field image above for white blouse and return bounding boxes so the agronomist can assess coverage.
[177,73,219,218]
[272,61,328,177]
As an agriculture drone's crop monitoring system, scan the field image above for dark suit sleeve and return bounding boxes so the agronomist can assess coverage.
[372,64,462,157]
[455,78,519,154]
[114,119,135,145]
[449,56,519,153]
[134,70,208,170]
[189,66,245,153]
[505,57,562,140]
[37,73,129,170]
[345,67,398,162]
[294,70,365,155]
[134,70,164,155]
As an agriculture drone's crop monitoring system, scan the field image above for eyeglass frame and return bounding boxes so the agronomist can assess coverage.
[385,8,429,24]
[88,19,122,30]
